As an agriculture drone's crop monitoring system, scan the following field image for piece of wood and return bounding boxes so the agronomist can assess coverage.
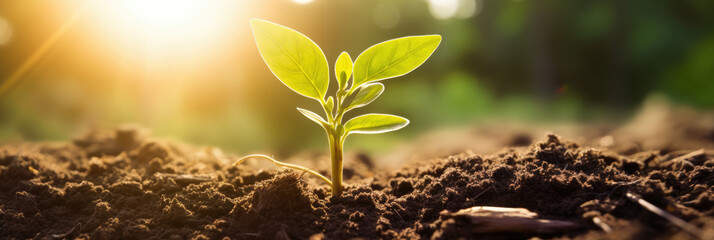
[443,206,579,234]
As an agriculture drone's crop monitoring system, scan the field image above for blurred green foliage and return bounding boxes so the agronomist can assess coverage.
[0,0,713,155]
[661,36,714,107]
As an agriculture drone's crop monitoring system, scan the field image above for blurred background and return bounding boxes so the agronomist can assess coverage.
[1,0,713,156]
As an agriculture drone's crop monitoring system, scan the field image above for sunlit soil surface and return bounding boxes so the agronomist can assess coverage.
[1,102,713,239]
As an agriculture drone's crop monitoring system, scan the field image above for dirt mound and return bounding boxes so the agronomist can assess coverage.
[0,127,712,239]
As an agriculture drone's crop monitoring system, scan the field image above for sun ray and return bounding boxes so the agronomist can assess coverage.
[0,1,89,97]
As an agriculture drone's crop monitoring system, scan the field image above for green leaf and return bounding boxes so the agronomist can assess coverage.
[251,19,329,101]
[344,114,409,135]
[335,52,353,90]
[341,83,384,111]
[326,96,334,113]
[353,35,441,88]
[297,108,327,127]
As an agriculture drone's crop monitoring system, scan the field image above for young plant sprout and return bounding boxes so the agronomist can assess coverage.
[235,19,441,197]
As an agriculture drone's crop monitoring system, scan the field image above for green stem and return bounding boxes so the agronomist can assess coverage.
[334,108,346,126]
[328,129,344,197]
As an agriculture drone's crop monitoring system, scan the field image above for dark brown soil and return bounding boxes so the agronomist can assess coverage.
[1,123,713,239]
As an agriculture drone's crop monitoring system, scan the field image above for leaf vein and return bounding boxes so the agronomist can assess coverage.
[257,26,322,98]
[364,38,438,82]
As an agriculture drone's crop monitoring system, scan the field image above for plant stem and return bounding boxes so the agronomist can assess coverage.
[328,130,344,196]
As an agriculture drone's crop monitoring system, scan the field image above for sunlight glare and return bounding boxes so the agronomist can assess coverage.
[119,0,209,29]
[89,0,240,50]
[80,0,245,83]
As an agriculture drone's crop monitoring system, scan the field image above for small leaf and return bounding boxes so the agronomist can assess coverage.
[342,83,384,112]
[335,52,353,90]
[344,114,409,135]
[297,108,327,127]
[326,96,335,113]
[353,35,441,89]
[251,19,329,101]
[340,86,361,109]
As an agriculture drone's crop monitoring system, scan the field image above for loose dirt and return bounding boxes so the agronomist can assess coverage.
[1,104,713,239]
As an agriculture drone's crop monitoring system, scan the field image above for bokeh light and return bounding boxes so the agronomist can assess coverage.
[293,0,315,5]
[0,16,13,46]
[455,0,480,19]
[426,0,481,19]
[426,0,459,19]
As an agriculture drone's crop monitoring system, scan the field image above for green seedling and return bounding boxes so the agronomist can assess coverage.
[235,19,440,197]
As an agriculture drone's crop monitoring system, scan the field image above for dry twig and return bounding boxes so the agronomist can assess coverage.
[626,192,703,239]
[592,216,612,233]
[664,149,709,163]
